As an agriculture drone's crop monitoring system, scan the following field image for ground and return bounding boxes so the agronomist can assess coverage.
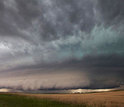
[0,90,124,107]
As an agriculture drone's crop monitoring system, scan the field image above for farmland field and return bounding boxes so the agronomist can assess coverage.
[0,90,124,107]
[0,93,80,107]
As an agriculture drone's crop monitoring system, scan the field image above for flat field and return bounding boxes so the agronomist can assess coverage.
[0,90,124,107]
[0,93,79,107]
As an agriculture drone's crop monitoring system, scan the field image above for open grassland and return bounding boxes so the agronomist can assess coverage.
[0,90,124,107]
[0,93,82,107]
[16,90,124,107]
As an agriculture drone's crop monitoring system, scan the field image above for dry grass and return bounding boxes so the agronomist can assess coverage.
[15,90,124,107]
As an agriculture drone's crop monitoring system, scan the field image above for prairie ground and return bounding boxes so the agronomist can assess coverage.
[0,90,124,107]
[17,90,124,107]
[0,93,81,107]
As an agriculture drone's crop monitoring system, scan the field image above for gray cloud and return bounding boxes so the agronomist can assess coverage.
[98,0,124,25]
[0,0,123,90]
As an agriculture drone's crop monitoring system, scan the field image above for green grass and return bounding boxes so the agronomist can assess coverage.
[0,93,86,107]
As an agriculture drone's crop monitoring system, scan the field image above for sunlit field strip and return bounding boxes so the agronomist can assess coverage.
[14,90,124,107]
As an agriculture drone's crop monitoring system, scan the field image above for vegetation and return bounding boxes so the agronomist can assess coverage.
[18,90,124,107]
[0,91,124,107]
[0,93,84,107]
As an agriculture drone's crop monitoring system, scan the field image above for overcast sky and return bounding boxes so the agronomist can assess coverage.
[0,0,124,90]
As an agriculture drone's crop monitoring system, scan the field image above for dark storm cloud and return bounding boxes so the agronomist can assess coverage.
[0,0,123,90]
[39,0,96,40]
[0,0,97,40]
[98,0,124,25]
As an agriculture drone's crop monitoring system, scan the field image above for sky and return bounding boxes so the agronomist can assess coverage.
[0,0,124,90]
